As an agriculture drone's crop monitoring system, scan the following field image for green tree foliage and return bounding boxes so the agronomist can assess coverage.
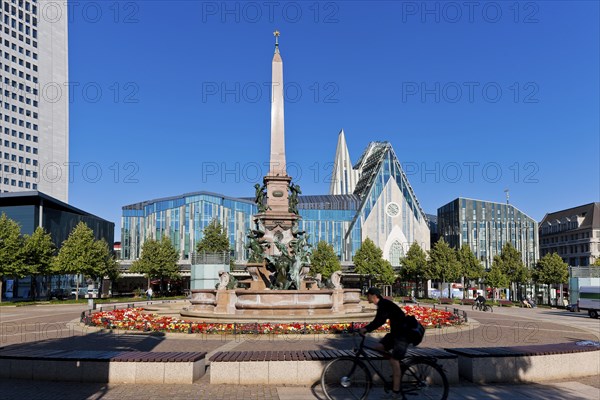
[532,253,569,305]
[0,213,26,303]
[92,239,120,282]
[457,244,485,297]
[196,218,230,254]
[52,222,107,299]
[400,242,428,297]
[428,238,461,297]
[485,256,510,299]
[354,238,396,286]
[310,241,340,279]
[131,236,180,294]
[496,242,529,300]
[498,242,529,284]
[592,258,600,267]
[23,227,55,300]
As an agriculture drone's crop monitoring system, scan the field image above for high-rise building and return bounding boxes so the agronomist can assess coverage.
[437,198,539,269]
[0,1,69,202]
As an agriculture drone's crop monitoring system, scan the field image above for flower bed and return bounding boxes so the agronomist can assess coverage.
[86,305,463,334]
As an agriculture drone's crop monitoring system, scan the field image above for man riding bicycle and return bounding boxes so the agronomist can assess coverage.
[475,294,486,310]
[358,287,408,399]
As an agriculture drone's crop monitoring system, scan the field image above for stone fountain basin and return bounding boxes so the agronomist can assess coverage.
[184,288,365,320]
[236,289,333,309]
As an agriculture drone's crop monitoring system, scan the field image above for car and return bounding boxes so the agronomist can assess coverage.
[71,288,88,297]
[49,288,71,300]
[566,303,578,312]
[85,289,99,298]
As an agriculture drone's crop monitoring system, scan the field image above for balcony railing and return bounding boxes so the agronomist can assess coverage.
[190,251,230,265]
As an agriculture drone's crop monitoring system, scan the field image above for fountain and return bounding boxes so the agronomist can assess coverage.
[181,32,371,323]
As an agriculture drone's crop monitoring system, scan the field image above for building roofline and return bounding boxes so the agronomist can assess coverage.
[443,197,536,222]
[0,191,112,223]
[122,190,256,210]
[539,202,599,226]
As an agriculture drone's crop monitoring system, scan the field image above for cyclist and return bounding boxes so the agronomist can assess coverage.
[475,294,486,310]
[358,287,408,399]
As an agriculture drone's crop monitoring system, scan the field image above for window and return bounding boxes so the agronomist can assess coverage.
[388,241,404,267]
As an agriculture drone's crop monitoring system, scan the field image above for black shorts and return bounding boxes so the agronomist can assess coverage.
[380,333,409,360]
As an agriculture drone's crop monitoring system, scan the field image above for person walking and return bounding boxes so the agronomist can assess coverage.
[145,287,153,301]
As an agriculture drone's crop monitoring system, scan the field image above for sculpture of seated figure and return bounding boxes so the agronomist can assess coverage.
[329,270,342,289]
[217,271,229,290]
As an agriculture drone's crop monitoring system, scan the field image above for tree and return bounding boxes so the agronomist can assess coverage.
[52,222,106,300]
[498,243,529,300]
[131,236,180,295]
[457,244,485,298]
[310,241,340,279]
[23,227,55,300]
[485,256,509,300]
[400,242,428,297]
[0,213,26,303]
[91,239,120,296]
[196,218,230,254]
[428,238,461,298]
[354,238,396,286]
[532,253,568,305]
[592,258,600,267]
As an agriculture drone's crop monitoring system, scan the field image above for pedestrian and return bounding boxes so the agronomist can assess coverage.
[145,287,153,301]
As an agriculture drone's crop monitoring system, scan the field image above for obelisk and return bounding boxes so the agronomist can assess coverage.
[263,30,292,215]
[269,30,286,177]
[245,32,309,289]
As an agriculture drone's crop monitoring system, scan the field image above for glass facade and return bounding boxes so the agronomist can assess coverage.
[121,192,362,262]
[438,198,539,269]
[0,191,113,246]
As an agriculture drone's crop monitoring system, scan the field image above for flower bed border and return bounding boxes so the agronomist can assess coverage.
[83,305,465,335]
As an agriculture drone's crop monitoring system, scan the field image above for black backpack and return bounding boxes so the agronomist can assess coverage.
[403,315,425,346]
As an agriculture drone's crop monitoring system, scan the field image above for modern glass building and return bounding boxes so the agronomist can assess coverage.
[121,133,430,266]
[121,191,361,263]
[437,198,539,269]
[0,191,114,299]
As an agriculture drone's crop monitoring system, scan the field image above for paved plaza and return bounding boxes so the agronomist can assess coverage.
[0,302,598,399]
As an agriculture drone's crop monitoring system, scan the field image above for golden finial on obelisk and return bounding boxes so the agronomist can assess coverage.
[273,30,280,46]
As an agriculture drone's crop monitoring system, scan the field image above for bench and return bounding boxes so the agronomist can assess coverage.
[438,298,454,305]
[461,299,475,305]
[398,296,417,304]
[0,349,206,384]
[497,300,514,307]
[209,347,459,385]
[445,342,600,383]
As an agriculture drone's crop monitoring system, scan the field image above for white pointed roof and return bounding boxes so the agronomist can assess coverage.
[329,129,359,195]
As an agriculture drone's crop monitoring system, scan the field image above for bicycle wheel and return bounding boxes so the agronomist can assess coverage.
[321,356,372,400]
[401,358,449,400]
[471,303,477,311]
[484,305,493,312]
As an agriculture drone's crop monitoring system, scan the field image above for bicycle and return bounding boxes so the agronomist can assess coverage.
[472,301,493,312]
[321,333,449,400]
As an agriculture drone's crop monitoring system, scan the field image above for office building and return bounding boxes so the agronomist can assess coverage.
[539,202,600,266]
[438,198,539,269]
[0,0,69,201]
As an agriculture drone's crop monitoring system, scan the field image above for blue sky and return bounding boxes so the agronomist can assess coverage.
[66,1,599,239]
